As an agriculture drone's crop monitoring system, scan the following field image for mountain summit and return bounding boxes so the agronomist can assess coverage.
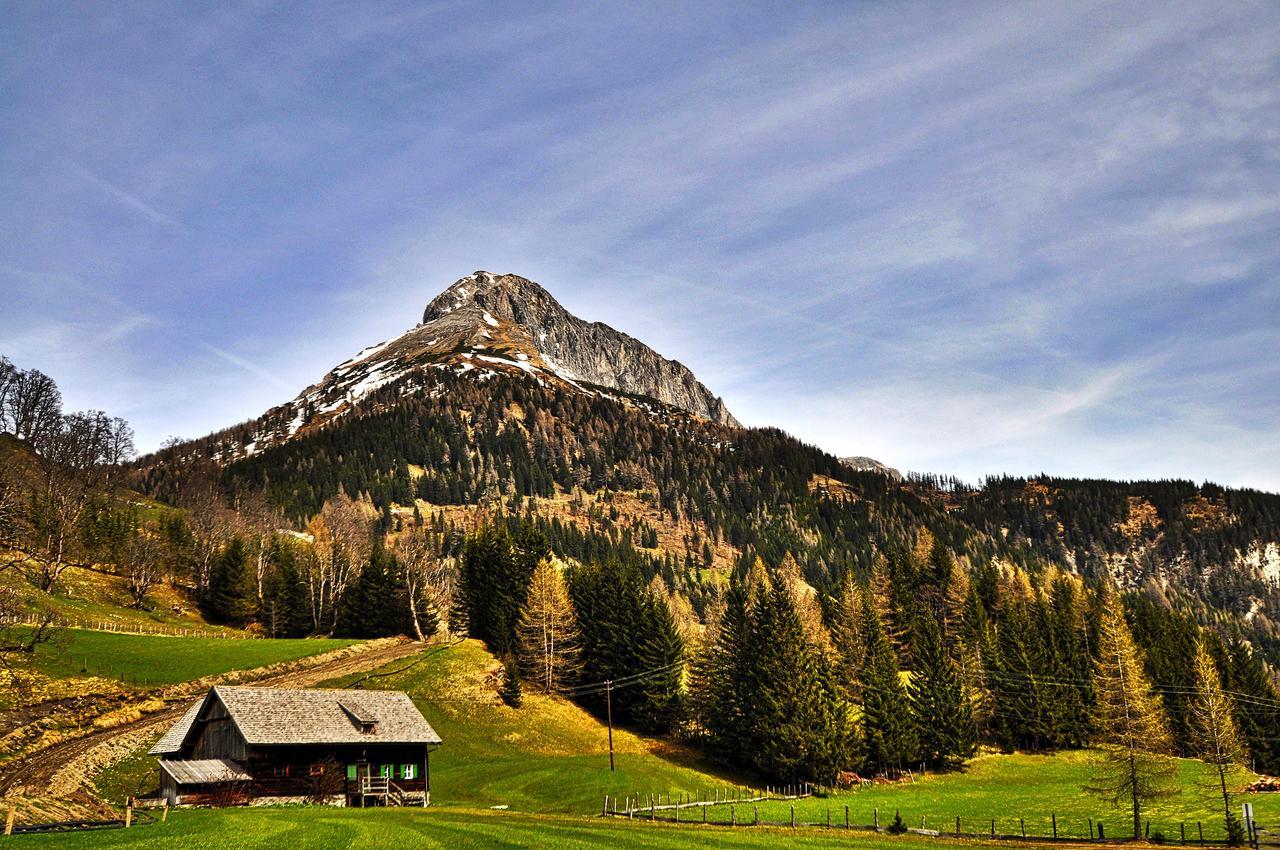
[240,271,737,452]
[419,272,738,426]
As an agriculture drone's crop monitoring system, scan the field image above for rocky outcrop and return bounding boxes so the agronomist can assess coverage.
[839,456,902,480]
[421,271,739,426]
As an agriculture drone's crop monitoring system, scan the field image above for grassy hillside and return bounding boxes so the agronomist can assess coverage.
[4,806,953,849]
[0,564,234,634]
[326,639,739,814]
[24,629,355,686]
[737,751,1276,841]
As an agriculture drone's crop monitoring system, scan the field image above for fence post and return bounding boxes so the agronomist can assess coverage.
[991,819,996,837]
[125,806,133,828]
[5,802,15,836]
[957,816,962,836]
[1198,822,1203,845]
[702,804,706,824]
[603,796,608,816]
[1181,823,1186,844]
[1053,813,1058,839]
[1090,818,1094,839]
[1099,822,1105,840]
[162,802,169,822]
[791,805,796,828]
[875,808,879,829]
[846,806,850,829]
[731,805,736,826]
[755,807,759,826]
[827,808,831,829]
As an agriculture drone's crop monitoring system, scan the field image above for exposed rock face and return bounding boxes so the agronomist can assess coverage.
[233,270,739,453]
[839,456,902,480]
[421,271,739,426]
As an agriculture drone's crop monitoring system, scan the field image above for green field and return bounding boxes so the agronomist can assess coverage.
[4,806,958,849]
[24,629,356,685]
[341,639,742,814]
[709,751,1276,841]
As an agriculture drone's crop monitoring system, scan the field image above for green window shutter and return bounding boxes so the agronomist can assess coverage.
[346,765,357,780]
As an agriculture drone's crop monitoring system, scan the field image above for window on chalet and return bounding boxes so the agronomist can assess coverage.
[400,764,417,780]
[272,765,290,778]
[309,763,326,777]
[346,765,358,780]
[379,765,392,778]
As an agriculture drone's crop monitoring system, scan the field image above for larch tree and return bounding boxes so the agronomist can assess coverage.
[517,557,581,694]
[1188,635,1249,845]
[1086,593,1176,839]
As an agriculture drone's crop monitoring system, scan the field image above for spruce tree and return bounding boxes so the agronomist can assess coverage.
[910,612,976,768]
[859,591,917,773]
[1219,633,1280,774]
[203,537,255,626]
[499,655,523,708]
[336,543,410,638]
[1086,593,1176,839]
[1188,635,1249,846]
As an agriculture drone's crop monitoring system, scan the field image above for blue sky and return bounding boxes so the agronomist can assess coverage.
[3,1,1279,489]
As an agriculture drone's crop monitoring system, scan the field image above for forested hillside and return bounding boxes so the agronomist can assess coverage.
[137,365,1280,662]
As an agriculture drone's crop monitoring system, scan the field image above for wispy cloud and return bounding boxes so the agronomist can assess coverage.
[202,344,294,391]
[74,166,181,229]
[2,1,1278,488]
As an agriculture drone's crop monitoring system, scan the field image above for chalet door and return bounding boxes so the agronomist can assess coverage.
[350,762,371,806]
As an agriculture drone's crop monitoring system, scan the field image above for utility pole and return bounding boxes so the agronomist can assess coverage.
[606,679,615,771]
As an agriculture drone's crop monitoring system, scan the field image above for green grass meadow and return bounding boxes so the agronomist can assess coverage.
[26,628,356,685]
[343,639,743,814]
[711,751,1276,841]
[4,806,965,849]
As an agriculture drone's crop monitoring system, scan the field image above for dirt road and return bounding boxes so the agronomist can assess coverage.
[0,638,426,801]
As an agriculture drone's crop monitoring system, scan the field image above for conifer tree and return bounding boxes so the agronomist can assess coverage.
[829,572,868,700]
[636,590,685,733]
[910,612,976,767]
[1086,593,1176,839]
[1189,636,1249,845]
[204,537,255,626]
[336,543,410,638]
[516,557,581,694]
[860,591,917,773]
[1218,633,1280,774]
[988,600,1052,750]
[691,580,752,746]
[499,655,523,708]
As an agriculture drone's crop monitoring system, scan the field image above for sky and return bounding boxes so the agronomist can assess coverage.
[3,1,1279,490]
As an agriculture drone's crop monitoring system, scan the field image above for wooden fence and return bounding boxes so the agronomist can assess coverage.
[601,794,1264,847]
[1,615,254,639]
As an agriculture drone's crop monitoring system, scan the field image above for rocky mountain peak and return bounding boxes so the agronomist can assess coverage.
[416,271,740,427]
[233,271,740,455]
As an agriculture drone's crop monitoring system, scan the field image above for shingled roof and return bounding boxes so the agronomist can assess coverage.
[149,686,441,755]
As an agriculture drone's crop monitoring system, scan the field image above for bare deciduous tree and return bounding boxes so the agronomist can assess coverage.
[6,367,62,443]
[393,529,455,641]
[11,410,135,592]
[124,530,166,608]
[304,493,372,632]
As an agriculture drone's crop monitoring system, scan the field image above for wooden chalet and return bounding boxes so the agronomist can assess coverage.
[149,685,441,807]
